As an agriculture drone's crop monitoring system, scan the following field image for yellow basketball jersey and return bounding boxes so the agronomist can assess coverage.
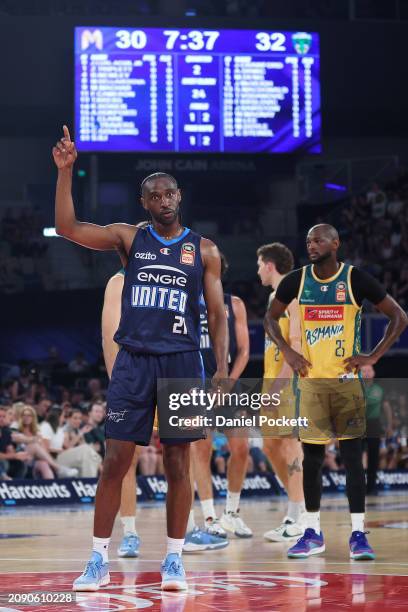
[264,292,290,379]
[297,262,362,379]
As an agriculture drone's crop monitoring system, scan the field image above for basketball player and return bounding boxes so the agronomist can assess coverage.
[103,268,228,555]
[102,269,140,558]
[265,224,407,560]
[256,243,306,542]
[186,253,252,540]
[53,126,228,591]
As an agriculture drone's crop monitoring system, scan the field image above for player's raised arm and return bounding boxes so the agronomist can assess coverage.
[201,239,229,382]
[53,125,135,253]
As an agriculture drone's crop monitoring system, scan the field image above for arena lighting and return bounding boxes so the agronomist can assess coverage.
[325,182,347,191]
[43,227,58,237]
[185,9,197,16]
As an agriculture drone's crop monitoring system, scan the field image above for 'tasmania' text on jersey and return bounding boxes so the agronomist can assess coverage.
[114,226,203,354]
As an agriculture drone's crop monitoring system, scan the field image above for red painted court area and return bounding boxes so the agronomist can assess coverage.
[0,572,407,611]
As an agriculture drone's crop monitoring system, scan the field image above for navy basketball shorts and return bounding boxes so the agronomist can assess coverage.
[106,348,205,446]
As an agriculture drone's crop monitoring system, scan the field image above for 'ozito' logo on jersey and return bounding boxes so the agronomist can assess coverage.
[160,247,171,255]
[135,251,157,260]
[336,281,347,302]
[305,324,344,346]
[181,242,195,266]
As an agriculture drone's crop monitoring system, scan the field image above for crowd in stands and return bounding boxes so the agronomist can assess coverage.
[1,352,407,485]
[337,171,408,310]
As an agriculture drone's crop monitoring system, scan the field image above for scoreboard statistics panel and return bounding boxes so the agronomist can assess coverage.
[74,27,321,154]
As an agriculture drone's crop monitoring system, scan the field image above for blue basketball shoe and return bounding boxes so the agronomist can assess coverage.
[72,551,110,591]
[287,528,325,558]
[117,534,140,557]
[349,531,376,560]
[183,527,229,552]
[161,553,188,591]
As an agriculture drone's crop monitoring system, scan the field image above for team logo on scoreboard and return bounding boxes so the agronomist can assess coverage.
[335,281,347,302]
[292,32,312,55]
[180,242,195,266]
[81,29,103,51]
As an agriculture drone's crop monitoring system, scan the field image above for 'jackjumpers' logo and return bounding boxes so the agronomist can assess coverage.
[306,324,344,346]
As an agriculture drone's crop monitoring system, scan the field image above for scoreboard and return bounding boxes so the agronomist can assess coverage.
[74,27,321,154]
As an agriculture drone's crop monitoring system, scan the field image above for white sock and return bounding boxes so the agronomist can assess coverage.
[287,501,305,522]
[92,537,110,564]
[167,537,184,557]
[120,515,137,536]
[306,511,320,535]
[201,498,216,521]
[187,509,196,533]
[351,513,365,533]
[226,490,240,514]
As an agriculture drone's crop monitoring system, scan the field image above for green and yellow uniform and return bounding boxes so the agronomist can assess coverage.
[275,262,386,443]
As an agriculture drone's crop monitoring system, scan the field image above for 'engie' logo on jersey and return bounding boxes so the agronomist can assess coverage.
[305,306,344,321]
[306,324,344,346]
[137,265,187,287]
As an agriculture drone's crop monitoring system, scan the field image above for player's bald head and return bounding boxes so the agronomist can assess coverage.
[307,224,339,241]
[306,224,340,264]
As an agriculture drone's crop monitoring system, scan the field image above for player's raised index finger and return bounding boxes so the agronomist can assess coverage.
[63,125,71,141]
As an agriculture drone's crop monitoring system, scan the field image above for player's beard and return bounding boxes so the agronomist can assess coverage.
[152,205,180,226]
[309,250,331,265]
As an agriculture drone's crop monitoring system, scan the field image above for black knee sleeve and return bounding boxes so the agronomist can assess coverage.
[302,442,325,511]
[339,438,365,513]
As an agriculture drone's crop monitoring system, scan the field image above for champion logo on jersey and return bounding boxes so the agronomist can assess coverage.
[135,252,157,260]
[160,247,171,255]
[180,242,195,266]
[320,285,329,292]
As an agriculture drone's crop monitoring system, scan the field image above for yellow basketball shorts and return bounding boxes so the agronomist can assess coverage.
[297,379,366,443]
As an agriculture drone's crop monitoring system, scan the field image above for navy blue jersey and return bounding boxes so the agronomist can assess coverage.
[199,293,237,377]
[114,226,203,354]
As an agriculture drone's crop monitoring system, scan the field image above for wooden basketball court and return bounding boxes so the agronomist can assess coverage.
[0,492,407,610]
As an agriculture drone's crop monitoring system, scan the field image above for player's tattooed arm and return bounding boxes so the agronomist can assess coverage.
[344,295,408,371]
[201,238,229,382]
[53,125,137,260]
[265,296,311,377]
